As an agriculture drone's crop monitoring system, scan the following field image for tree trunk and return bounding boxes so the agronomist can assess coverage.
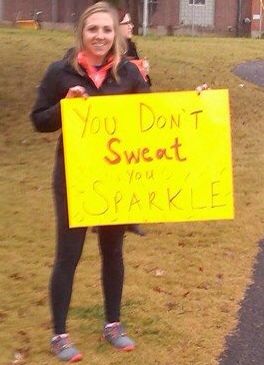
[128,0,139,34]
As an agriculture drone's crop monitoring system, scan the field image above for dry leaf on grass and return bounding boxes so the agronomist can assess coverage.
[154,269,165,277]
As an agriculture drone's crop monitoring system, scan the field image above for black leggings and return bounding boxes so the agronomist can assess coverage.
[50,154,126,334]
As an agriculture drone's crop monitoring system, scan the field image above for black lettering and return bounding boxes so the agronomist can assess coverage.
[190,110,203,129]
[167,188,183,210]
[211,181,226,208]
[149,192,163,210]
[140,103,155,132]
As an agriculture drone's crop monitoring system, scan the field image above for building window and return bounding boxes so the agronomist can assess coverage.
[189,0,205,5]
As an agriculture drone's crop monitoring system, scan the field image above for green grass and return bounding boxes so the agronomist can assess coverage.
[1,27,264,364]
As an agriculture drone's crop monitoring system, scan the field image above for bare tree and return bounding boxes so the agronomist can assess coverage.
[128,0,139,34]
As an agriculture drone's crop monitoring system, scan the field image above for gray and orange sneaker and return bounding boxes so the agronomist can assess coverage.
[51,334,83,362]
[127,224,145,236]
[103,322,135,351]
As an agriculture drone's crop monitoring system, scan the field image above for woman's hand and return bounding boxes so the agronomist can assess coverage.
[142,58,150,74]
[66,86,89,98]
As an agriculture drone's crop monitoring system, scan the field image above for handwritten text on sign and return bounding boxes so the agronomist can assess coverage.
[61,90,234,228]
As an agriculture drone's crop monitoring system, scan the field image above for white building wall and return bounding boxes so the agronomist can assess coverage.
[180,0,215,27]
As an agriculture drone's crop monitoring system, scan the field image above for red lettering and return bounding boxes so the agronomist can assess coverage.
[104,138,121,164]
[142,147,153,162]
[104,137,187,165]
[156,148,173,160]
[170,138,186,161]
[124,149,141,164]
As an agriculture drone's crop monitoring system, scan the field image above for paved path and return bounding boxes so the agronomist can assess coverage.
[219,241,264,365]
[233,60,264,87]
[218,63,264,364]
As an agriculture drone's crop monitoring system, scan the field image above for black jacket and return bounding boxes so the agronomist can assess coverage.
[126,39,140,59]
[31,57,149,134]
[31,57,150,191]
[125,39,151,87]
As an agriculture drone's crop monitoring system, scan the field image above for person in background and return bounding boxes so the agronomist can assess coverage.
[31,2,149,362]
[118,8,151,86]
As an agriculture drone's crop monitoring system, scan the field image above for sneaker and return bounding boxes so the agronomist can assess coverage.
[91,226,98,233]
[126,224,145,236]
[103,322,135,351]
[51,334,83,362]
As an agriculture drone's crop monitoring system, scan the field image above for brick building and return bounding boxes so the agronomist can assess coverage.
[0,0,263,37]
[251,0,264,37]
[149,0,263,37]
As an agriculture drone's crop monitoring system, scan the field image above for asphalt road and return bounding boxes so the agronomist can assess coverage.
[218,62,264,365]
[233,60,264,87]
[219,241,264,365]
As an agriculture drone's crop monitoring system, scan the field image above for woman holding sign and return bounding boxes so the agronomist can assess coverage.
[31,2,149,362]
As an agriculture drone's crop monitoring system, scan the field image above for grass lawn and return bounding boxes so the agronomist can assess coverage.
[1,27,264,365]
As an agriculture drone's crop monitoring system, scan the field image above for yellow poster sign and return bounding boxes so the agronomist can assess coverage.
[61,90,234,228]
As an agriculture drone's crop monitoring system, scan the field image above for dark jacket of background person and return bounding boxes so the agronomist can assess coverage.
[125,38,151,86]
[126,39,139,59]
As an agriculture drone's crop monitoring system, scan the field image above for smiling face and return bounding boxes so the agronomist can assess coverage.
[82,12,115,65]
[119,13,134,39]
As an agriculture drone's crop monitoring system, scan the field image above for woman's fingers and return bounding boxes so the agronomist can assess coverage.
[143,58,150,74]
[66,86,89,98]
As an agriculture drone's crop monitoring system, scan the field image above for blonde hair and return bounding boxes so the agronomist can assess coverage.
[72,1,126,81]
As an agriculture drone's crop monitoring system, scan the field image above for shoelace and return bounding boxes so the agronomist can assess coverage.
[105,324,126,339]
[52,336,72,353]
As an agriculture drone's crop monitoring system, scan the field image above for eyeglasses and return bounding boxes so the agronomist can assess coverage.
[120,21,133,26]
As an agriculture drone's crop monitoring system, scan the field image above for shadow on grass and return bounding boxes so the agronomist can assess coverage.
[70,300,164,344]
[69,299,143,321]
[219,239,264,365]
[70,304,104,320]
